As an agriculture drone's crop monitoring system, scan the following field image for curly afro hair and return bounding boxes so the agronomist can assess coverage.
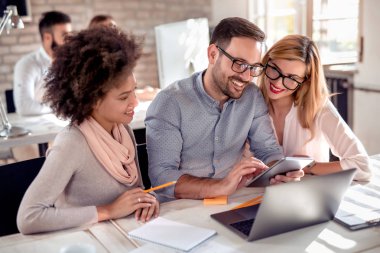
[43,26,143,125]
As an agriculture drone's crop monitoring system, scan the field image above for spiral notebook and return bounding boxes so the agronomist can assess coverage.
[127,217,217,252]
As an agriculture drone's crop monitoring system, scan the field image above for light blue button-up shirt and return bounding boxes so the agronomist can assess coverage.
[145,71,283,201]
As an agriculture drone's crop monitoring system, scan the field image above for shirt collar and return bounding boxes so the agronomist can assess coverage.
[39,46,52,63]
[194,71,235,109]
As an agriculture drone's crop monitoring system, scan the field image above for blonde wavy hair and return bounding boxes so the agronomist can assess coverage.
[258,34,329,139]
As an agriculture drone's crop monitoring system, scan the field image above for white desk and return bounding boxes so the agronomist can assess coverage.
[0,101,150,150]
[0,113,68,150]
[116,185,380,252]
[1,156,379,253]
[0,222,136,253]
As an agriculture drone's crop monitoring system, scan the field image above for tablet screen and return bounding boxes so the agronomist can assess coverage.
[246,157,314,187]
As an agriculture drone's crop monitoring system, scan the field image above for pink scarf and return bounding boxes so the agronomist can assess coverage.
[78,117,138,186]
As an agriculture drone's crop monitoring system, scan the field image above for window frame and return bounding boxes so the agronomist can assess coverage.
[248,0,361,65]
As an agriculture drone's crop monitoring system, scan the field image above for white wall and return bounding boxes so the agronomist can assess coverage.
[353,0,380,155]
[353,91,380,155]
[211,0,249,26]
[355,0,380,85]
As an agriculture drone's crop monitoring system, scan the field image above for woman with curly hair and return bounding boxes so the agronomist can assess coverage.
[258,34,371,181]
[17,26,159,234]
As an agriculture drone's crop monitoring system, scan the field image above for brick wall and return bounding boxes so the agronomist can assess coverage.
[0,0,212,96]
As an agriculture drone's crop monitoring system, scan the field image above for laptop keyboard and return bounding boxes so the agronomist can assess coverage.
[230,218,255,236]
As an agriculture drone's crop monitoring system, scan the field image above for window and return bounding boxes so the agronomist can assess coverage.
[249,0,360,65]
[312,0,359,64]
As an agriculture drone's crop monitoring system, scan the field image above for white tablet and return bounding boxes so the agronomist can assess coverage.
[246,157,314,187]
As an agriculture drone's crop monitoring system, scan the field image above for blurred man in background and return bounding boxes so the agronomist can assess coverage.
[13,11,72,116]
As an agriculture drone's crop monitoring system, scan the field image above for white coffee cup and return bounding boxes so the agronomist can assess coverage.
[60,243,96,253]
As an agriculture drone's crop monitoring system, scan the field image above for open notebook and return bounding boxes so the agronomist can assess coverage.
[127,217,217,252]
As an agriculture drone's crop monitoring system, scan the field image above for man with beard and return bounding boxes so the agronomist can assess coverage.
[145,17,304,202]
[13,11,72,115]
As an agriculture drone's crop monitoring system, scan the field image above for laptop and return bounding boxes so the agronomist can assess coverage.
[334,184,380,230]
[211,168,356,241]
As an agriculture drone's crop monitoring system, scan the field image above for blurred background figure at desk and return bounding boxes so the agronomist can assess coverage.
[9,11,71,162]
[88,14,116,28]
[13,11,72,116]
[87,14,161,102]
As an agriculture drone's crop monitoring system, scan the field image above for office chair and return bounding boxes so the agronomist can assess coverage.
[137,143,151,189]
[0,156,45,236]
[0,89,16,163]
[5,89,15,113]
[133,128,146,145]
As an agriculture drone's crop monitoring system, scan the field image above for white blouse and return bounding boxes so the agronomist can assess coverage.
[272,100,371,181]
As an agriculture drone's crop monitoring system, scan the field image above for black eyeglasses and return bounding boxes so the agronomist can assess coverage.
[216,45,264,77]
[264,63,308,90]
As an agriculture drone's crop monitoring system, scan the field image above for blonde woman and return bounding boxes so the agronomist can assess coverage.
[258,34,371,181]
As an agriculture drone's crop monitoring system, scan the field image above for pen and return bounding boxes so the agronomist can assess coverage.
[144,181,177,193]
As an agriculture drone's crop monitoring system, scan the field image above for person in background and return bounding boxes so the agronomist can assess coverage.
[258,34,371,181]
[13,11,72,116]
[88,14,161,105]
[145,17,304,202]
[88,14,116,28]
[17,27,159,235]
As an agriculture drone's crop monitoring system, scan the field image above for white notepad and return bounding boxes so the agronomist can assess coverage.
[127,217,217,252]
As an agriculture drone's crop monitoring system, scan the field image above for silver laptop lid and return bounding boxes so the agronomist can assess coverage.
[248,168,356,241]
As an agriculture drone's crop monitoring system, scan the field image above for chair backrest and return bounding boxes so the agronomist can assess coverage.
[5,89,15,113]
[133,128,146,145]
[0,157,45,236]
[136,143,151,189]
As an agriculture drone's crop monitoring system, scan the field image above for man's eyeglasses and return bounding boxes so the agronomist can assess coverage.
[264,63,308,90]
[216,45,264,77]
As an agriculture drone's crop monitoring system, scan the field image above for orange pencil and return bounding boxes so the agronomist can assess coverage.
[144,181,177,193]
[231,195,263,210]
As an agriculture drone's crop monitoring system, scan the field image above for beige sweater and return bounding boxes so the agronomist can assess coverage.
[17,125,143,234]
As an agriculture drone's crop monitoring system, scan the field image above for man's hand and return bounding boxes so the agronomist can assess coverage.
[174,157,268,199]
[220,157,267,195]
